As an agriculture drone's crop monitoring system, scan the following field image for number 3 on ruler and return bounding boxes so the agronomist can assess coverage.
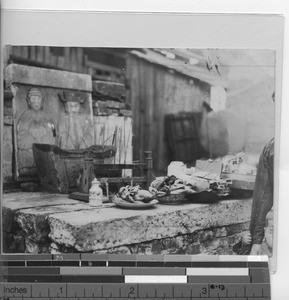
[202,287,207,295]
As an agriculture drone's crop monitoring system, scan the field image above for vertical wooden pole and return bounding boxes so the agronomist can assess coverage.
[81,158,94,194]
[144,151,153,189]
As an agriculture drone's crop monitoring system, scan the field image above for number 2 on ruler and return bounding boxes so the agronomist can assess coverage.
[129,286,136,296]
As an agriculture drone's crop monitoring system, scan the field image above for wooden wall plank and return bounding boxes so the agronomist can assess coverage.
[127,54,211,174]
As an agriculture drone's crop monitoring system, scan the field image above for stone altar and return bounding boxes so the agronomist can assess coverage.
[3,192,252,255]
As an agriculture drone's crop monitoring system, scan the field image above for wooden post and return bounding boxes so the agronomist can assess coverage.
[144,151,153,189]
[80,158,94,193]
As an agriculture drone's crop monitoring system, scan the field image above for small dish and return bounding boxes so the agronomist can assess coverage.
[113,197,159,209]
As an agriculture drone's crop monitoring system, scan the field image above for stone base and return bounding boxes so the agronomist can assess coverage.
[92,222,249,255]
[2,192,252,254]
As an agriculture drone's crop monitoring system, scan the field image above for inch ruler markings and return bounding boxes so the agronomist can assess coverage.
[0,283,271,299]
[0,255,271,299]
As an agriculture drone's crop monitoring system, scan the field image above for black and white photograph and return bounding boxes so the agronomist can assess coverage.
[2,46,275,257]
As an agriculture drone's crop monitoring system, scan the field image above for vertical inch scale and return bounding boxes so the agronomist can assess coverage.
[0,254,270,299]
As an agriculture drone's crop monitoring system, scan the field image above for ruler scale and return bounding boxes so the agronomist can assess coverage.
[0,255,271,299]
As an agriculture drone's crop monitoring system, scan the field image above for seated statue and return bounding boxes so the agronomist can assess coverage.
[17,88,56,176]
[57,91,94,150]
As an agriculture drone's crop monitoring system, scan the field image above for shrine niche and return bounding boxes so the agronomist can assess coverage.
[5,64,94,182]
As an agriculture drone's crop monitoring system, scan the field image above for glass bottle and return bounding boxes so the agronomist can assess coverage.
[89,178,103,207]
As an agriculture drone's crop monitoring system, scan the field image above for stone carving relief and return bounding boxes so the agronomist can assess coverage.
[6,64,94,182]
[57,91,94,150]
[16,88,56,176]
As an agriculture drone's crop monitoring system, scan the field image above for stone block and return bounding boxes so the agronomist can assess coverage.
[92,101,132,117]
[3,191,252,254]
[92,80,125,102]
[2,193,87,251]
[96,100,126,109]
[15,203,91,243]
[199,234,240,255]
[48,199,252,252]
[119,109,132,117]
[5,64,92,91]
[2,192,83,210]
[91,223,246,256]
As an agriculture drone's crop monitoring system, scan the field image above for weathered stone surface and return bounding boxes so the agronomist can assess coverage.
[25,238,51,254]
[48,199,252,252]
[3,231,26,253]
[3,191,252,254]
[2,193,88,252]
[92,81,125,102]
[5,64,92,91]
[25,238,40,254]
[16,203,92,242]
[92,222,250,255]
[2,192,82,210]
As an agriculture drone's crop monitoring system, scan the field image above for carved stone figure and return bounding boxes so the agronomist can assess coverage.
[17,88,56,176]
[57,91,94,150]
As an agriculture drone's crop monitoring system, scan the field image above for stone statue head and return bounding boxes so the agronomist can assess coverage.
[58,91,85,116]
[27,88,43,111]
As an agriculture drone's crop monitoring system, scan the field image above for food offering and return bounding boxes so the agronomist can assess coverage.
[149,174,232,205]
[112,185,158,209]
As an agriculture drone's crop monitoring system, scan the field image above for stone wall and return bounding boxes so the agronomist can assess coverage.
[3,192,251,255]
